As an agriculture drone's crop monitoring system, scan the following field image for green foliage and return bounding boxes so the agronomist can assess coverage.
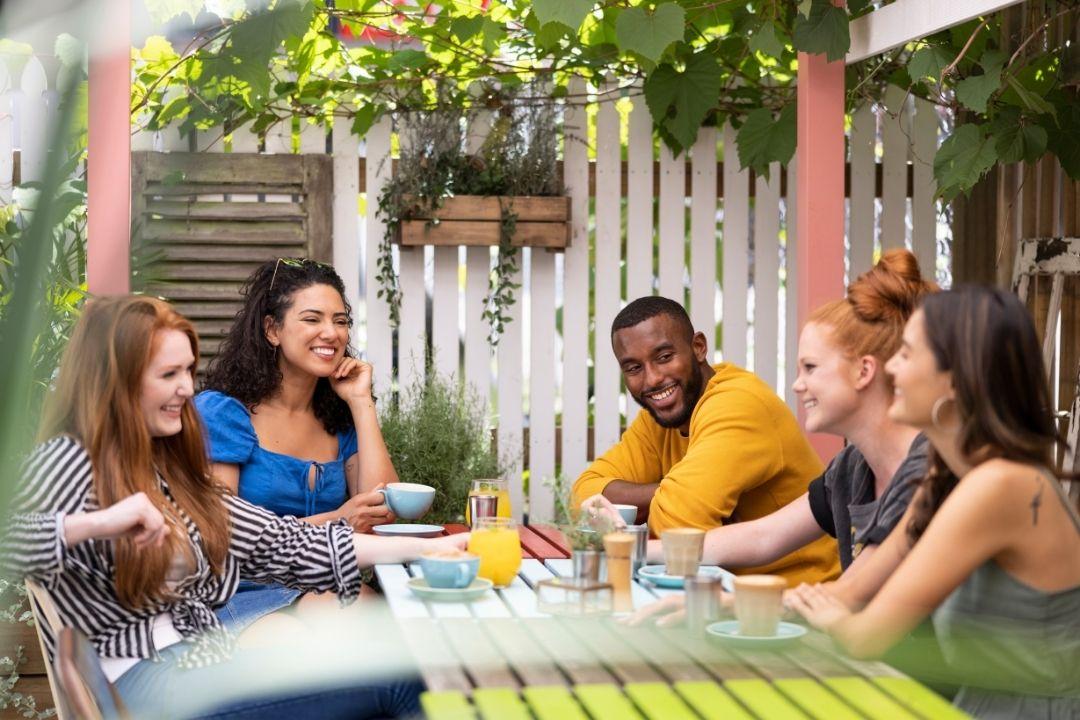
[130,0,1080,203]
[533,0,592,32]
[643,52,721,155]
[792,0,850,63]
[374,87,558,345]
[735,105,797,181]
[933,124,997,202]
[378,372,507,525]
[615,4,686,64]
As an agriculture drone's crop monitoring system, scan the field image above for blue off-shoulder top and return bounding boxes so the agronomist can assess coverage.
[195,390,358,518]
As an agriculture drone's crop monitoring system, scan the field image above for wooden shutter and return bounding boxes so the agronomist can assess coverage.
[131,151,333,369]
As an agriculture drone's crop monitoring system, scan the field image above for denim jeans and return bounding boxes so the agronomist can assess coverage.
[214,581,303,633]
[114,642,422,719]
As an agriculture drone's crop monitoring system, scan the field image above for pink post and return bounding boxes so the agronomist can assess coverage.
[86,0,132,295]
[796,35,846,461]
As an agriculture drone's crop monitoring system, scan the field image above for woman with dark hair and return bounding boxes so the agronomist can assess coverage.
[2,295,465,717]
[196,258,398,632]
[790,286,1080,718]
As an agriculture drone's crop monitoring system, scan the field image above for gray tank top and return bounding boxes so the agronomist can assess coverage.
[932,472,1080,718]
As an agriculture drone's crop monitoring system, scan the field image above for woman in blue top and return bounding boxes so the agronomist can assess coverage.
[196,258,398,633]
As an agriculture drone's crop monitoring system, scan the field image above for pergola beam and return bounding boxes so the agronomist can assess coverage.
[847,0,1025,64]
[86,0,132,295]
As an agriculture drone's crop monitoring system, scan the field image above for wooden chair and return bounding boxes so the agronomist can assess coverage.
[1012,236,1080,502]
[24,580,129,720]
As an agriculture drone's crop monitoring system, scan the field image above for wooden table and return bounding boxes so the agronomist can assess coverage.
[376,527,968,720]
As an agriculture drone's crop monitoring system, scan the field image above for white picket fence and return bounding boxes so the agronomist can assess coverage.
[0,59,944,521]
[0,55,58,203]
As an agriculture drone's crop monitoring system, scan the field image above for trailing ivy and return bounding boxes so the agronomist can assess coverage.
[131,0,1078,204]
[372,87,558,346]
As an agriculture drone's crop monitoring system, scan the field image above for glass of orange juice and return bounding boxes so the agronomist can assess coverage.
[467,517,521,588]
[464,478,512,525]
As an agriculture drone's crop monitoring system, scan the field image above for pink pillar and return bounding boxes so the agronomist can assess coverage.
[87,0,132,295]
[796,45,846,462]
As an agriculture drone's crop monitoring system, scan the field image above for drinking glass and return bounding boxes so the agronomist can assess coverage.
[464,478,512,525]
[467,517,522,588]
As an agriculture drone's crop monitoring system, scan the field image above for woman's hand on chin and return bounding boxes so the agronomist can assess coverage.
[338,485,395,533]
[329,357,375,407]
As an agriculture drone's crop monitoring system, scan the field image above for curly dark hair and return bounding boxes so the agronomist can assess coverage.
[906,285,1073,543]
[202,258,357,435]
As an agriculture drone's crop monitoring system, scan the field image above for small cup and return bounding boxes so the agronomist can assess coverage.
[684,574,724,633]
[378,483,436,520]
[661,528,705,577]
[733,574,787,637]
[612,504,638,526]
[419,551,480,589]
[623,524,649,579]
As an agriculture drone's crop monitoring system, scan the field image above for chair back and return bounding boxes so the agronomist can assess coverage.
[24,580,66,720]
[54,627,129,720]
[24,580,129,720]
[1012,237,1080,502]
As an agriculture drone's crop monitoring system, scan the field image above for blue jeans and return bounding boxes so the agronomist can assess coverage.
[215,581,303,633]
[114,642,422,719]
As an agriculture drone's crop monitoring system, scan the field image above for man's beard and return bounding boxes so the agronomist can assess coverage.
[635,362,706,429]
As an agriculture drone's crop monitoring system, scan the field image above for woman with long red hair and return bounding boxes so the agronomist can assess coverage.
[1,295,465,718]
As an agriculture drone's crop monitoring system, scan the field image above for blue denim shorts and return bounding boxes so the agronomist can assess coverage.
[215,581,303,633]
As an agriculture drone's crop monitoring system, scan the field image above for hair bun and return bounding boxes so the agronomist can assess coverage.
[848,249,938,323]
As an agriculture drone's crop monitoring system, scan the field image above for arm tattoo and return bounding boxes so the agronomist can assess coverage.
[1031,477,1044,526]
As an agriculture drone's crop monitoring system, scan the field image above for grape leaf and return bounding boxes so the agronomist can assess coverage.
[736,104,797,179]
[749,22,786,59]
[933,123,997,201]
[229,1,314,99]
[993,122,1047,164]
[616,3,686,63]
[533,0,593,32]
[792,0,849,62]
[908,46,952,82]
[643,52,722,154]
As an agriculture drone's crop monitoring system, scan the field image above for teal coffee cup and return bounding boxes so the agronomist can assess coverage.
[613,504,638,525]
[419,552,480,589]
[378,483,436,520]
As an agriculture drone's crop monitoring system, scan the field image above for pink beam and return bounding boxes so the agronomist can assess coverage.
[796,42,846,462]
[87,0,132,295]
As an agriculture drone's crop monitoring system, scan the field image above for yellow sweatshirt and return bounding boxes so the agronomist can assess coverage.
[572,363,840,586]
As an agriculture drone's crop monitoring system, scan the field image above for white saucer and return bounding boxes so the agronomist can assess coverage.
[706,620,807,649]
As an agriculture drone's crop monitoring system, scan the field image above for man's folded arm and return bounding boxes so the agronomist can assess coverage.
[647,391,783,534]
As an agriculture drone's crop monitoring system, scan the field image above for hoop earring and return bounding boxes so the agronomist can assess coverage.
[931,396,953,430]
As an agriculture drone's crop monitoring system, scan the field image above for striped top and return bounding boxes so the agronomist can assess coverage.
[0,435,362,669]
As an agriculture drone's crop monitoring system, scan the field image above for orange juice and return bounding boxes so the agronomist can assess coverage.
[464,480,512,524]
[467,517,521,587]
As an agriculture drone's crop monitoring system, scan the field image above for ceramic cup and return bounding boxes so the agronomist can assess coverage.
[613,504,638,525]
[661,528,705,577]
[378,483,436,520]
[419,551,480,589]
[733,574,787,637]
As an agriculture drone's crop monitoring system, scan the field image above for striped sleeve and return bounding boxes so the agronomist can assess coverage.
[1,437,92,585]
[223,494,362,604]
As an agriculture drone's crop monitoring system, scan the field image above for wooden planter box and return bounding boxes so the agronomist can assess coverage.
[397,196,570,249]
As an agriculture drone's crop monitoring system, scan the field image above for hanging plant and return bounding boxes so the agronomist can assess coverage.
[375,84,564,347]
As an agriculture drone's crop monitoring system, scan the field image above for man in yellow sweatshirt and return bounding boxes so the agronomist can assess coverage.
[572,296,839,586]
